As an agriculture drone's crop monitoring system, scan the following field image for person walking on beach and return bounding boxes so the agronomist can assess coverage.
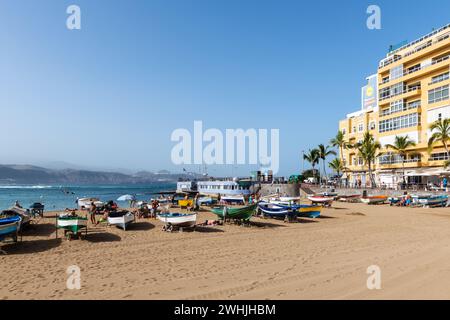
[89,201,97,224]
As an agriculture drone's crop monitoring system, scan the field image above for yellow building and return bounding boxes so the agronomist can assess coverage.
[339,24,450,188]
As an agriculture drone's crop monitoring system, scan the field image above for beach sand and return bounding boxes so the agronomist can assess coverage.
[2,202,450,299]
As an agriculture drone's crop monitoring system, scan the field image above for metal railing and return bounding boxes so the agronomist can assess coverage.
[379,85,421,102]
[379,24,450,69]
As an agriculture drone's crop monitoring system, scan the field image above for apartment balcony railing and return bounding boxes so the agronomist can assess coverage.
[379,85,421,102]
[379,24,450,69]
[378,158,421,165]
[379,102,421,118]
[380,55,450,85]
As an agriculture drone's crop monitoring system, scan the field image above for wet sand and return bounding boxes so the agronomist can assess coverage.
[2,202,450,299]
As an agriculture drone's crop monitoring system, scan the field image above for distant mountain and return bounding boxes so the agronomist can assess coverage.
[0,164,199,185]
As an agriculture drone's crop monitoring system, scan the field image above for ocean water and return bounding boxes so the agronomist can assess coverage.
[0,183,176,211]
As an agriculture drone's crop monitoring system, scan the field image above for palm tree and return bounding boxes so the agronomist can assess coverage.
[385,135,416,184]
[317,144,336,183]
[330,130,351,185]
[330,130,349,162]
[303,149,320,182]
[354,132,381,188]
[328,158,345,176]
[428,119,450,164]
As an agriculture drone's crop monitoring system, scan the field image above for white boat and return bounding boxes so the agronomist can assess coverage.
[56,214,88,236]
[307,195,334,205]
[360,196,388,204]
[279,196,300,202]
[221,195,245,204]
[157,213,197,230]
[107,211,135,230]
[77,198,100,209]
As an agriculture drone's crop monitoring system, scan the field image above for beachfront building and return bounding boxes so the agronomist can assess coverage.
[339,24,450,188]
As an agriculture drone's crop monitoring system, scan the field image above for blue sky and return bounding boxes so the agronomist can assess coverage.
[1,0,449,176]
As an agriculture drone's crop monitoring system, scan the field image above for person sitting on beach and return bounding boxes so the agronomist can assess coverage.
[137,204,150,219]
[14,200,22,208]
[97,209,110,225]
[89,202,97,224]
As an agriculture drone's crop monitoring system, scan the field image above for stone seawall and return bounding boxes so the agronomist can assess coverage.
[259,183,300,197]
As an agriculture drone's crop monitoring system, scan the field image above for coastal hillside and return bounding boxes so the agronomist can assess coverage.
[0,165,195,185]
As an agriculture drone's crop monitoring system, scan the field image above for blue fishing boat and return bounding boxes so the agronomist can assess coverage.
[297,204,322,218]
[0,215,22,242]
[412,194,448,207]
[257,202,298,221]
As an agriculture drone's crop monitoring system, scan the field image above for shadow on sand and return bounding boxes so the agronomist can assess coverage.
[22,223,56,237]
[192,226,224,233]
[249,220,288,228]
[317,215,337,219]
[1,238,62,255]
[127,221,155,231]
[84,231,121,243]
[296,218,320,223]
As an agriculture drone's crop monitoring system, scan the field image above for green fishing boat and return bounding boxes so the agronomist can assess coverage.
[210,203,256,221]
[56,214,88,238]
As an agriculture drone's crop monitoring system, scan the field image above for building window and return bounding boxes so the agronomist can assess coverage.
[378,153,421,164]
[428,85,449,104]
[352,126,356,133]
[431,72,449,84]
[342,128,346,134]
[429,152,450,161]
[358,124,364,132]
[390,65,404,80]
[379,113,420,133]
[369,122,376,130]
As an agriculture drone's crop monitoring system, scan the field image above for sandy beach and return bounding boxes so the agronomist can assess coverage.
[2,202,450,300]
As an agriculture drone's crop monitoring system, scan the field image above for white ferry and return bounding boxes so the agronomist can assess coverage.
[176,178,253,197]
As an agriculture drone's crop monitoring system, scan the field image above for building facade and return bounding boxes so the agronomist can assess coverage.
[339,24,450,188]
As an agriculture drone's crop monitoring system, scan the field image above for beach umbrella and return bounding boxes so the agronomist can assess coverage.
[117,194,136,201]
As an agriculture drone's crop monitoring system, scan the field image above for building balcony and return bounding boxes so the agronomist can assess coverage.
[378,24,450,71]
[379,86,421,105]
[379,54,450,89]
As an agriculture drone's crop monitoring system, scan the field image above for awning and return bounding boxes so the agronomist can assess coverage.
[405,168,450,177]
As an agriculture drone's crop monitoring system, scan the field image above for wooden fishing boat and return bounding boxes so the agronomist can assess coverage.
[298,204,322,218]
[56,214,88,238]
[258,202,295,217]
[198,197,215,205]
[0,215,21,242]
[221,195,245,204]
[412,194,448,207]
[157,213,197,231]
[307,195,334,205]
[77,198,100,210]
[107,210,135,230]
[178,199,193,207]
[2,206,31,228]
[360,195,387,204]
[210,203,256,221]
[279,196,300,202]
[337,194,361,202]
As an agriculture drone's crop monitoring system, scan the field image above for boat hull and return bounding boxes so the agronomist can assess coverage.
[57,216,88,234]
[108,212,135,230]
[298,205,322,218]
[157,213,197,228]
[307,196,334,205]
[361,196,387,204]
[257,202,296,217]
[210,204,256,221]
[0,216,21,239]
